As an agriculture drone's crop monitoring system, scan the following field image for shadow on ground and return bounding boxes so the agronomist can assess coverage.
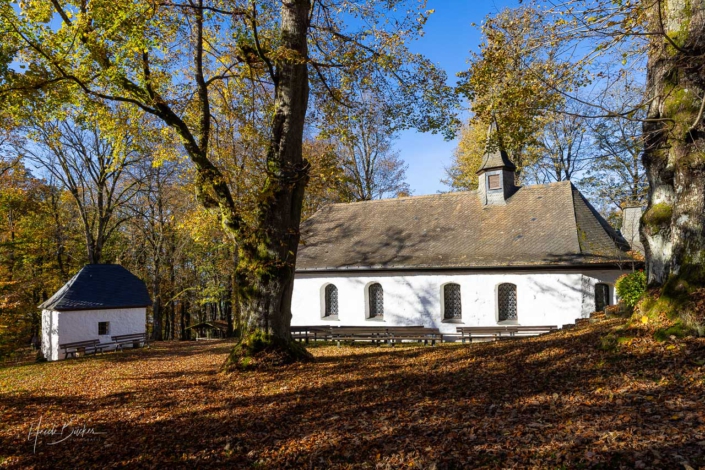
[1,321,704,469]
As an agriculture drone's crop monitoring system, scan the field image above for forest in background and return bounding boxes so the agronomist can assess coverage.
[0,106,414,358]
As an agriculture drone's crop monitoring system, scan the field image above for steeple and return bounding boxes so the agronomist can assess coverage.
[477,120,518,206]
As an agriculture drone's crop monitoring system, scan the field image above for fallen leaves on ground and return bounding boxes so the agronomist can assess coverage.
[1,319,704,469]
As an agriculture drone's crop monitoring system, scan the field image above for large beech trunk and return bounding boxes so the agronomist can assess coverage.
[641,0,705,291]
[233,0,310,341]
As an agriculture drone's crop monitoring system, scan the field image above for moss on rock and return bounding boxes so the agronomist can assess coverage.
[654,320,693,341]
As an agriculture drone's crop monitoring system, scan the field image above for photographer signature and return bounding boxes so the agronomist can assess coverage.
[27,416,106,453]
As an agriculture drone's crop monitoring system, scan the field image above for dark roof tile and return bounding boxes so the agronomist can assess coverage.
[39,264,152,311]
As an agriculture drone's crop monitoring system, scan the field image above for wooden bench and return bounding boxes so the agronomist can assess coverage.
[291,326,332,343]
[457,326,517,343]
[512,325,558,337]
[111,333,149,351]
[457,325,558,343]
[386,327,444,346]
[330,327,388,346]
[59,339,105,359]
[290,325,445,346]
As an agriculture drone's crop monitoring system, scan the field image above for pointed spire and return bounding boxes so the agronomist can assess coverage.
[476,118,516,174]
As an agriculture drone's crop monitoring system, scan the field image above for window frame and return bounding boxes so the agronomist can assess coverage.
[322,284,339,320]
[594,283,611,312]
[441,283,463,323]
[487,172,502,191]
[497,283,518,323]
[98,321,110,336]
[366,282,385,320]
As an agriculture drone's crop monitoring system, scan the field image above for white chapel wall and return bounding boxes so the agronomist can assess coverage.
[291,269,625,336]
[44,307,146,361]
[41,309,59,361]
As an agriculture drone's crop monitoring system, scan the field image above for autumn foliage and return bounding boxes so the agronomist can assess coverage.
[1,318,703,468]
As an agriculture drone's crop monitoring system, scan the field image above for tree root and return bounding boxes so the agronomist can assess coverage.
[637,282,705,338]
[220,330,314,372]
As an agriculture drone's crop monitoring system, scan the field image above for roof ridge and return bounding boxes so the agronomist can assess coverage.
[319,182,574,211]
[312,182,577,215]
[521,180,572,189]
[323,191,478,207]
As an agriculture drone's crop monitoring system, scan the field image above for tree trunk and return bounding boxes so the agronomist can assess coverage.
[641,0,705,295]
[221,1,313,369]
[180,298,190,340]
[151,277,162,341]
[235,0,310,341]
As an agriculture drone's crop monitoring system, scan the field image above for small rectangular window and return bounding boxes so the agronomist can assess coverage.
[488,174,501,190]
[98,322,110,335]
[595,284,610,312]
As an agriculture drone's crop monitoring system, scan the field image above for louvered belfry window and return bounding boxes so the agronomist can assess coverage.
[595,283,610,312]
[324,284,338,317]
[368,283,384,318]
[488,174,501,190]
[443,283,462,320]
[498,283,517,321]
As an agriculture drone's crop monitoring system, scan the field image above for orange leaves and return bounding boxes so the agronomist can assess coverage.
[1,320,704,468]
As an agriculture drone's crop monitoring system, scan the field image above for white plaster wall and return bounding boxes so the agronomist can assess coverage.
[43,307,146,361]
[291,269,625,337]
[580,269,624,317]
[42,309,59,361]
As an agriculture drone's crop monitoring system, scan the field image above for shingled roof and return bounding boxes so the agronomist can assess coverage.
[477,147,516,173]
[297,181,634,272]
[39,264,152,311]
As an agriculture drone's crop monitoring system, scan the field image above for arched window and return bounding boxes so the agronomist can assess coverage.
[498,283,517,322]
[595,283,610,312]
[443,283,462,320]
[324,284,338,317]
[368,283,384,319]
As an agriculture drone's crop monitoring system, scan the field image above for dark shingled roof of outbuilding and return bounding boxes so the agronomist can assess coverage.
[39,264,152,311]
[296,181,636,272]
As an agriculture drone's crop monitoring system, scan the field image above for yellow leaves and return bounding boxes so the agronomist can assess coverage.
[19,0,53,23]
[445,121,489,190]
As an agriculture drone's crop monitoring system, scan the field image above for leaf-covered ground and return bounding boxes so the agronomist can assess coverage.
[1,319,704,469]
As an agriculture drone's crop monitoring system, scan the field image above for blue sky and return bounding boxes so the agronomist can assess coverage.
[398,0,520,195]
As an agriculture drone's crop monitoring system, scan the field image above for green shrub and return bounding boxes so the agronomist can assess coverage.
[616,270,647,308]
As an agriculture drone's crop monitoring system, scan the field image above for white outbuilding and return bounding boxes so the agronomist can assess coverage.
[291,140,642,338]
[40,264,151,361]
